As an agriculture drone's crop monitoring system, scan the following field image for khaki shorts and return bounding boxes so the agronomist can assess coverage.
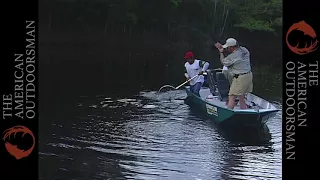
[229,72,253,96]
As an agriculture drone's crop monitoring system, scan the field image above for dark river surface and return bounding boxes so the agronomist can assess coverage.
[39,72,282,180]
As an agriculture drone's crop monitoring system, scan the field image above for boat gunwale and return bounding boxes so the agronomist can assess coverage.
[185,87,279,115]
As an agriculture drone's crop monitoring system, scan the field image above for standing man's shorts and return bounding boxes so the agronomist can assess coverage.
[228,72,253,96]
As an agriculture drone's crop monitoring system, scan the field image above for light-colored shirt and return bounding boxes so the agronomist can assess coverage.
[222,66,228,70]
[184,59,209,85]
[221,46,251,75]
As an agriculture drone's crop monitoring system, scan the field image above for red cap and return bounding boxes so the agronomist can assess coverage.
[184,52,194,59]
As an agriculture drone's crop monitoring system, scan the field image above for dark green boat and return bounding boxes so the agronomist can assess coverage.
[184,69,279,129]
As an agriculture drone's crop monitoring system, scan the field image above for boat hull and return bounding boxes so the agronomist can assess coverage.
[185,87,278,129]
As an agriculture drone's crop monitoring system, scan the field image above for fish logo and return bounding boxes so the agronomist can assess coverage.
[286,20,318,55]
[3,126,35,160]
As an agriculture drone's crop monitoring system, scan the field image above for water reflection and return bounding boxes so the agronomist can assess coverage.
[40,89,282,180]
[218,125,275,180]
[187,108,280,180]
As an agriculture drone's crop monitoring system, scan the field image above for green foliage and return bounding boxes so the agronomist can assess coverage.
[234,0,282,32]
[234,18,274,32]
[170,0,182,7]
[272,17,282,27]
[43,0,282,35]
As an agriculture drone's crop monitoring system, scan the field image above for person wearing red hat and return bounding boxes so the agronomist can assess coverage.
[184,51,210,97]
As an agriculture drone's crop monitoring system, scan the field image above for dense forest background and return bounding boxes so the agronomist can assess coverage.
[39,0,282,108]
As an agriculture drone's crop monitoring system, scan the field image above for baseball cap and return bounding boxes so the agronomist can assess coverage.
[184,51,194,59]
[222,38,237,48]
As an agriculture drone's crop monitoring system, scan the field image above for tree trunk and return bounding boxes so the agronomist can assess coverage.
[219,10,228,37]
[221,1,226,24]
[129,52,131,67]
[104,20,108,33]
[48,12,51,30]
[111,22,114,35]
[212,0,224,40]
[212,0,218,36]
[167,22,170,41]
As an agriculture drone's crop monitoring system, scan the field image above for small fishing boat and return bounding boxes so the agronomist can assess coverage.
[184,69,279,129]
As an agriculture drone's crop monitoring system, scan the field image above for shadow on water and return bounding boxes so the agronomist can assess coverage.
[189,109,273,147]
[186,106,279,179]
[217,125,272,146]
[218,123,279,180]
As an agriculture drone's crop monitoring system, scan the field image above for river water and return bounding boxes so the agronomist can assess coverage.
[39,72,282,180]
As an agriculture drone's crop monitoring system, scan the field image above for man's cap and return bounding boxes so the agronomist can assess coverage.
[184,51,194,59]
[222,38,237,48]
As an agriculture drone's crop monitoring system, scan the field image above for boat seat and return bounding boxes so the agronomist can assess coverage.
[216,72,230,101]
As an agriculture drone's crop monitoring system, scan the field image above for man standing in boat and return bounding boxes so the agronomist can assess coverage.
[184,51,210,97]
[215,38,253,109]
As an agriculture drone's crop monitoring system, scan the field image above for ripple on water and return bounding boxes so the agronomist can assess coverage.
[40,90,282,180]
[142,104,157,109]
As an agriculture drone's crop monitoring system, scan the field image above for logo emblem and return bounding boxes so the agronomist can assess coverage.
[3,126,35,160]
[286,20,318,55]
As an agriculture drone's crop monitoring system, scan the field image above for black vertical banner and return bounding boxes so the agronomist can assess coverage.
[283,0,319,179]
[1,0,38,179]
